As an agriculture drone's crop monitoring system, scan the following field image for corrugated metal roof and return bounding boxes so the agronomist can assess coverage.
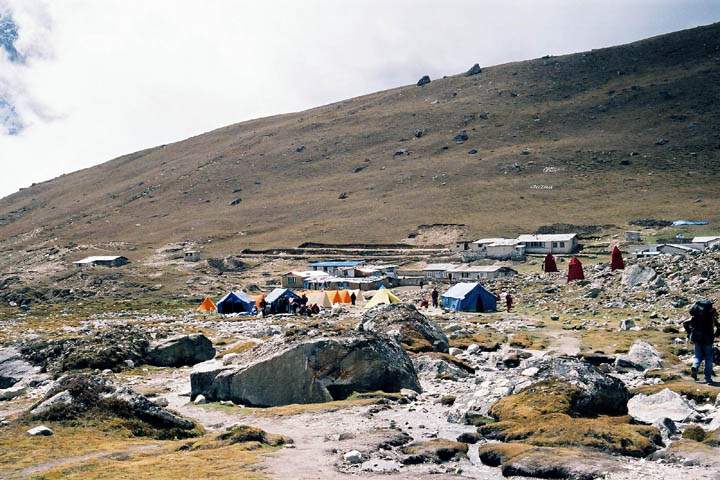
[309,261,364,268]
[517,234,577,242]
[73,256,126,264]
[423,263,460,271]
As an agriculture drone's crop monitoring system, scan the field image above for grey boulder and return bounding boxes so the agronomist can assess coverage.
[191,334,421,407]
[145,334,215,367]
[0,348,42,389]
[615,340,663,371]
[627,388,694,424]
[622,264,658,288]
[359,303,449,353]
[531,356,630,416]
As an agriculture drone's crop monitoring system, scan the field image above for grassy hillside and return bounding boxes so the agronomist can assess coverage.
[1,22,719,258]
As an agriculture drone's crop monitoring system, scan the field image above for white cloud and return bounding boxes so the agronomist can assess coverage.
[0,0,718,197]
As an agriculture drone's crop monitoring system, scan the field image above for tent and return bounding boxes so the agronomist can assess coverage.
[611,246,625,271]
[326,290,342,304]
[216,291,255,314]
[196,297,216,313]
[265,288,301,313]
[304,291,332,308]
[441,282,497,312]
[567,257,585,282]
[543,253,558,273]
[338,290,352,303]
[365,289,401,309]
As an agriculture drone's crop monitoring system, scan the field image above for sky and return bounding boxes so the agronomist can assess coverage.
[1,0,719,198]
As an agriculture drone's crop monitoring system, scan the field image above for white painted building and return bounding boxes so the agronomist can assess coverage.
[692,236,720,249]
[447,265,518,282]
[423,263,460,280]
[516,234,578,254]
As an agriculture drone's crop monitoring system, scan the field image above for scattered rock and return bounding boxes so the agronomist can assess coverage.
[228,198,242,206]
[619,319,636,331]
[344,450,364,464]
[453,131,469,143]
[615,340,663,371]
[145,334,216,368]
[401,439,468,464]
[465,63,482,76]
[417,75,431,87]
[622,264,658,288]
[27,425,54,436]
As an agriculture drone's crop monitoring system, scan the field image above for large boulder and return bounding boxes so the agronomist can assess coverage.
[627,388,695,424]
[145,334,216,367]
[615,340,663,371]
[530,356,630,416]
[0,348,43,389]
[622,264,657,288]
[191,334,421,407]
[359,303,449,353]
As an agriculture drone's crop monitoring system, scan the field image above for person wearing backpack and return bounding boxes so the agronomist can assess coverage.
[684,300,720,384]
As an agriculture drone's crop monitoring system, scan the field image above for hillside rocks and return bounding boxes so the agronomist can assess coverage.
[145,334,215,367]
[358,303,449,353]
[627,388,694,424]
[615,340,663,371]
[28,374,198,438]
[20,325,150,374]
[190,334,420,407]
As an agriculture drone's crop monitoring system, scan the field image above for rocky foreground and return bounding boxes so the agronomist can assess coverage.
[1,250,720,478]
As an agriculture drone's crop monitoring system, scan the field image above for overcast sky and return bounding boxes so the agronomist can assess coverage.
[1,0,719,198]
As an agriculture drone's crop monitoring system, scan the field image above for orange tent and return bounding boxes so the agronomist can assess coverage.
[326,290,342,304]
[338,290,352,303]
[197,297,216,313]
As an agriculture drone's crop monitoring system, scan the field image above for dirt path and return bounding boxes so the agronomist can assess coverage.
[545,329,581,356]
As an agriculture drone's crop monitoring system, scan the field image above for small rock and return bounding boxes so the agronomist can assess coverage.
[619,319,636,331]
[228,198,242,206]
[465,64,482,76]
[456,431,481,443]
[417,75,431,87]
[193,394,207,405]
[27,425,54,436]
[627,388,694,424]
[344,450,364,464]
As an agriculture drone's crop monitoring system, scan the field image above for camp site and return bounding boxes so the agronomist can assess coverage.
[2,10,720,479]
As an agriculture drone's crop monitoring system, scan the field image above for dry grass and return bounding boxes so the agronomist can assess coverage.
[216,340,258,358]
[448,329,506,350]
[203,393,391,417]
[633,380,720,403]
[509,331,549,350]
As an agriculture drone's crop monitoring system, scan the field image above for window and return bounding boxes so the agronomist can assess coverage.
[559,241,565,248]
[552,242,558,248]
[462,272,469,278]
[287,277,296,285]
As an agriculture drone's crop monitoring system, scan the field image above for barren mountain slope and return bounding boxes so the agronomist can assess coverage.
[1,22,719,258]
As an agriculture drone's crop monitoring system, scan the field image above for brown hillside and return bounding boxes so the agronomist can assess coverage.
[1,22,719,257]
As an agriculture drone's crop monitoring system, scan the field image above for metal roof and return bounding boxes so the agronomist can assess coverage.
[693,236,720,243]
[449,265,514,273]
[517,234,577,242]
[423,263,460,271]
[309,261,364,268]
[73,256,127,264]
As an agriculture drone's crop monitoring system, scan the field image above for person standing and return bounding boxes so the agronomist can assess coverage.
[506,293,513,312]
[431,288,439,308]
[684,300,720,384]
[350,292,357,305]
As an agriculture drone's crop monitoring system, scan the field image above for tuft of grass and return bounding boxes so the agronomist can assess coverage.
[216,341,258,358]
[448,329,506,350]
[509,331,549,350]
[633,380,719,403]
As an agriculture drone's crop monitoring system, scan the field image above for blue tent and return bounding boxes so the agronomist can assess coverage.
[441,282,497,312]
[216,291,255,314]
[265,288,301,314]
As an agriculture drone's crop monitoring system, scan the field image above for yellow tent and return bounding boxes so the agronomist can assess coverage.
[304,291,333,308]
[365,289,401,309]
[197,297,216,313]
